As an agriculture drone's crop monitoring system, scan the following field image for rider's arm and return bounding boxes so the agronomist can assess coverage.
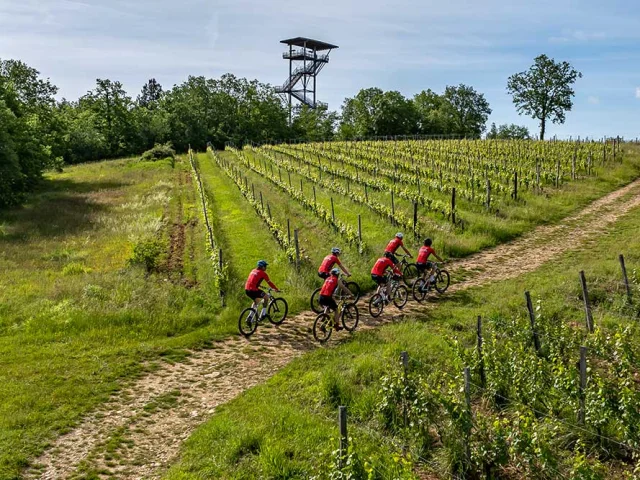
[340,264,352,276]
[337,279,352,295]
[434,253,444,263]
[262,271,279,291]
[402,244,412,257]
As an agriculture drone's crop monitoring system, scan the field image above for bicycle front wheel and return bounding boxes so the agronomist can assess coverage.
[238,308,258,337]
[268,297,288,325]
[310,288,323,314]
[345,282,361,302]
[402,263,420,287]
[369,294,384,318]
[393,285,409,309]
[412,278,428,303]
[313,313,333,343]
[341,303,360,332]
[435,269,451,294]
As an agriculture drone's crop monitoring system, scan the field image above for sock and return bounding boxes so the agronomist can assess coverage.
[261,307,267,316]
[429,275,435,282]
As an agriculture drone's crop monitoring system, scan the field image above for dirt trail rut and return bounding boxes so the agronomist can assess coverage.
[26,178,640,480]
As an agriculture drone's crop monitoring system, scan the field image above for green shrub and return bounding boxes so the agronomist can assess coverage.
[140,143,176,164]
[62,262,92,276]
[129,238,163,273]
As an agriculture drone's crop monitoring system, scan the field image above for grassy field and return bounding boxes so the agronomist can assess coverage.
[0,157,234,479]
[164,202,640,479]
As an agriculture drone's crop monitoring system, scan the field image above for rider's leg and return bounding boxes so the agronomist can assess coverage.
[259,294,269,318]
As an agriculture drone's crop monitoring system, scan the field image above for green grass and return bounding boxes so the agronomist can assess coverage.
[164,200,640,479]
[0,157,233,479]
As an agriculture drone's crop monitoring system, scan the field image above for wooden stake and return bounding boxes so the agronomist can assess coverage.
[579,271,594,333]
[525,291,541,351]
[619,254,632,304]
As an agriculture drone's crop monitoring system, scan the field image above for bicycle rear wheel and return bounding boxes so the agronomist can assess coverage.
[369,294,384,318]
[435,269,451,294]
[412,278,428,303]
[402,264,419,287]
[238,308,258,337]
[313,313,333,343]
[310,288,323,314]
[341,303,359,332]
[393,285,409,309]
[268,297,288,325]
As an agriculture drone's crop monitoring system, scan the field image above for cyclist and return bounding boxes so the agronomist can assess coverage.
[416,238,445,291]
[318,247,352,280]
[319,268,354,331]
[245,260,280,320]
[384,232,412,265]
[371,255,402,303]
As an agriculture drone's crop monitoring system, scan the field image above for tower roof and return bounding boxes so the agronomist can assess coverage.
[280,37,338,51]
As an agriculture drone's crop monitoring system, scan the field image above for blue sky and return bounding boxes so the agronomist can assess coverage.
[1,0,639,138]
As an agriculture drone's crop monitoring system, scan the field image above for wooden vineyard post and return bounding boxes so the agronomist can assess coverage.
[451,188,456,225]
[364,184,369,203]
[278,168,282,182]
[358,215,362,244]
[218,248,223,273]
[267,203,271,219]
[413,201,418,238]
[513,171,518,200]
[331,198,336,223]
[572,151,577,180]
[525,291,541,351]
[477,316,486,387]
[294,229,300,268]
[486,179,491,210]
[313,185,317,204]
[555,160,560,187]
[619,254,632,304]
[578,346,587,424]
[580,271,594,333]
[288,171,292,187]
[251,183,255,200]
[287,219,291,244]
[300,179,303,192]
[338,406,348,469]
[391,191,396,224]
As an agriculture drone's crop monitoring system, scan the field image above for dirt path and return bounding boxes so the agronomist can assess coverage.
[25,178,640,480]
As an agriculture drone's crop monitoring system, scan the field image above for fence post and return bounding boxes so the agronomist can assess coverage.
[278,168,282,182]
[294,229,300,268]
[486,179,491,210]
[267,203,271,219]
[365,184,369,203]
[300,179,303,192]
[525,291,541,351]
[252,183,255,199]
[357,214,362,243]
[579,271,594,333]
[288,171,292,187]
[477,316,486,387]
[331,197,336,223]
[313,185,317,204]
[513,171,518,200]
[451,188,456,225]
[338,406,348,469]
[619,254,632,304]
[287,219,291,244]
[578,346,587,424]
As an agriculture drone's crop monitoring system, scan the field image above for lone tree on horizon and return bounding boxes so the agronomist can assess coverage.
[507,54,582,140]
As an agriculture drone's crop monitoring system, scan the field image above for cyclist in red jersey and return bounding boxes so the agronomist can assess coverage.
[371,256,402,301]
[245,260,280,319]
[318,247,352,280]
[416,238,445,290]
[319,268,353,330]
[384,232,412,265]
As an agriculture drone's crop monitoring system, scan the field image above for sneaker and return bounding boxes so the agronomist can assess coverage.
[334,325,343,331]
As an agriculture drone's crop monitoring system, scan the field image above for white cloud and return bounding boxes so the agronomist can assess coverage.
[587,96,599,104]
[636,87,640,99]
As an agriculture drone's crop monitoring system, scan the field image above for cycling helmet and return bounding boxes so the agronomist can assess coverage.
[384,252,393,259]
[424,238,433,246]
[395,232,404,239]
[257,260,268,269]
[330,267,341,276]
[331,247,341,255]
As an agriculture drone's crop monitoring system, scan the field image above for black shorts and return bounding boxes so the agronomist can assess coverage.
[416,262,433,273]
[371,274,388,285]
[385,252,399,264]
[318,271,330,280]
[245,289,266,300]
[319,295,337,310]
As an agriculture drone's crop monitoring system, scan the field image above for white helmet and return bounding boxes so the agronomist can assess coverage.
[330,268,341,276]
[395,232,404,239]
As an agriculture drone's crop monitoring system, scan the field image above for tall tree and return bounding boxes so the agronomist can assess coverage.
[442,84,492,138]
[137,79,163,108]
[413,89,453,135]
[487,123,531,140]
[507,54,582,140]
[291,104,338,141]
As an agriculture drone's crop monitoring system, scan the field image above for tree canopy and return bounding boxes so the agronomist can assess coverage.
[507,54,582,140]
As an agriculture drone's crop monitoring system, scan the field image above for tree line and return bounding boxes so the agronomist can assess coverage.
[0,54,581,208]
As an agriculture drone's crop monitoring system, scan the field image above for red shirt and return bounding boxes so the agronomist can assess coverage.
[320,275,340,296]
[371,257,401,277]
[385,237,403,254]
[245,269,277,291]
[417,246,436,264]
[319,254,342,274]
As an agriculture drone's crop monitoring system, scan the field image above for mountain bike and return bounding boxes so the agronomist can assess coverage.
[310,278,361,314]
[396,254,419,287]
[238,288,288,337]
[368,274,408,318]
[412,262,451,302]
[313,296,359,343]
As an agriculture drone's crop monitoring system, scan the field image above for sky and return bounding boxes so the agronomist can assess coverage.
[1,0,639,139]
